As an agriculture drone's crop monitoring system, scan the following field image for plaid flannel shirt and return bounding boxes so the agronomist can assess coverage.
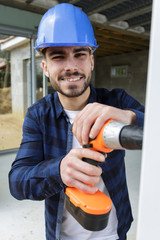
[9,85,144,240]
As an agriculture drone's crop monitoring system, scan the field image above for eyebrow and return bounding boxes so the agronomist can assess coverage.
[48,47,90,57]
[48,50,66,57]
[73,47,90,53]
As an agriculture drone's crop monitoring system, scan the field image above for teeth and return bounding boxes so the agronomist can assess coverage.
[66,77,80,82]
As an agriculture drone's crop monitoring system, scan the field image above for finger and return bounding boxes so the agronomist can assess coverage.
[74,148,105,164]
[73,106,94,145]
[73,103,105,145]
[74,163,102,178]
[89,114,109,139]
[80,104,104,145]
[67,157,103,178]
[71,179,98,194]
[71,169,101,185]
[66,149,104,179]
[62,157,102,189]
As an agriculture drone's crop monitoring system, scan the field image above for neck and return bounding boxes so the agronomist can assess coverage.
[58,87,90,111]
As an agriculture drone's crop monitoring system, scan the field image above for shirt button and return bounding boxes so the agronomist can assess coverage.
[57,219,61,224]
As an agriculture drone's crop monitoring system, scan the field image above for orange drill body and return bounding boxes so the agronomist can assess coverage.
[65,119,143,231]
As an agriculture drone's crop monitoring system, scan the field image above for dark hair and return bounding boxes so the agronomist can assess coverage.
[42,48,47,57]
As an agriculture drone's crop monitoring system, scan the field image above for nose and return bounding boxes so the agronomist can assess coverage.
[64,56,78,72]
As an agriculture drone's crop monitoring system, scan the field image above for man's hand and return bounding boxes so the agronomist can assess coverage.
[72,103,136,145]
[60,148,105,194]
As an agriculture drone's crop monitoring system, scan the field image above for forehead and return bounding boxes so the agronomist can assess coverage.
[45,46,90,55]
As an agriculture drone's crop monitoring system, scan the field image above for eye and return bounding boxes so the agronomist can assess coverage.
[75,53,86,58]
[52,55,65,60]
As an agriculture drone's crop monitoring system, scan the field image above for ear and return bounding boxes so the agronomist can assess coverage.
[90,54,94,71]
[42,60,49,78]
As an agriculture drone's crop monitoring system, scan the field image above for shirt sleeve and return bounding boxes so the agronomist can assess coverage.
[119,89,145,126]
[9,108,66,201]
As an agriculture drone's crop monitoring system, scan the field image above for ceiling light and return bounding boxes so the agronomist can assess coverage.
[89,13,107,24]
[128,26,145,34]
[110,21,129,30]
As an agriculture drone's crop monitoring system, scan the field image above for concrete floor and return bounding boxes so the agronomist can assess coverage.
[0,150,142,240]
[0,152,45,240]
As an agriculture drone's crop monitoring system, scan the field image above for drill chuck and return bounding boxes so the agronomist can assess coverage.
[103,120,143,150]
[103,121,127,149]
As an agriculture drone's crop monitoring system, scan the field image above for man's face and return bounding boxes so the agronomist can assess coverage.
[42,46,94,98]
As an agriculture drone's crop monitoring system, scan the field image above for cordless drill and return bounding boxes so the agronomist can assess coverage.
[65,119,143,231]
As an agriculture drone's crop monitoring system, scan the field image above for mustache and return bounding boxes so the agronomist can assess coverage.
[58,71,86,80]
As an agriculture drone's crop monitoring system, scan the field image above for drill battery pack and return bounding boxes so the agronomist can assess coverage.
[65,187,112,231]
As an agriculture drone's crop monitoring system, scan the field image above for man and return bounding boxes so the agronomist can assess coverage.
[9,3,144,240]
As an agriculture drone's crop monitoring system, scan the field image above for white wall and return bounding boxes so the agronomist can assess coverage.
[10,42,30,118]
[137,0,160,239]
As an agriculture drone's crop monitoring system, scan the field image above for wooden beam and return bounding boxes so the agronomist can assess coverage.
[96,48,122,56]
[98,42,136,53]
[25,0,34,3]
[129,20,151,28]
[96,27,149,47]
[87,0,125,16]
[110,5,152,22]
[92,21,150,40]
[68,0,80,4]
[96,37,148,51]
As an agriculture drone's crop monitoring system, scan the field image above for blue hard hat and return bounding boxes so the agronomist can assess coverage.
[35,3,98,52]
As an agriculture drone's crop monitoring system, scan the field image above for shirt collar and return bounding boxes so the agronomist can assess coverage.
[53,84,97,119]
[88,84,97,103]
[53,91,64,119]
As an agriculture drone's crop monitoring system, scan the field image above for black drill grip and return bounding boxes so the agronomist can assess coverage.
[83,144,104,166]
[82,157,100,166]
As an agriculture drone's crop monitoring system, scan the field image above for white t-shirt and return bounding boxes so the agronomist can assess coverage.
[60,110,119,240]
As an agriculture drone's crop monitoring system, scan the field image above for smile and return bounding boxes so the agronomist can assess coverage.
[62,76,82,82]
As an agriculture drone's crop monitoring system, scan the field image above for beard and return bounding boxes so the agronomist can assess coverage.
[49,70,92,98]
